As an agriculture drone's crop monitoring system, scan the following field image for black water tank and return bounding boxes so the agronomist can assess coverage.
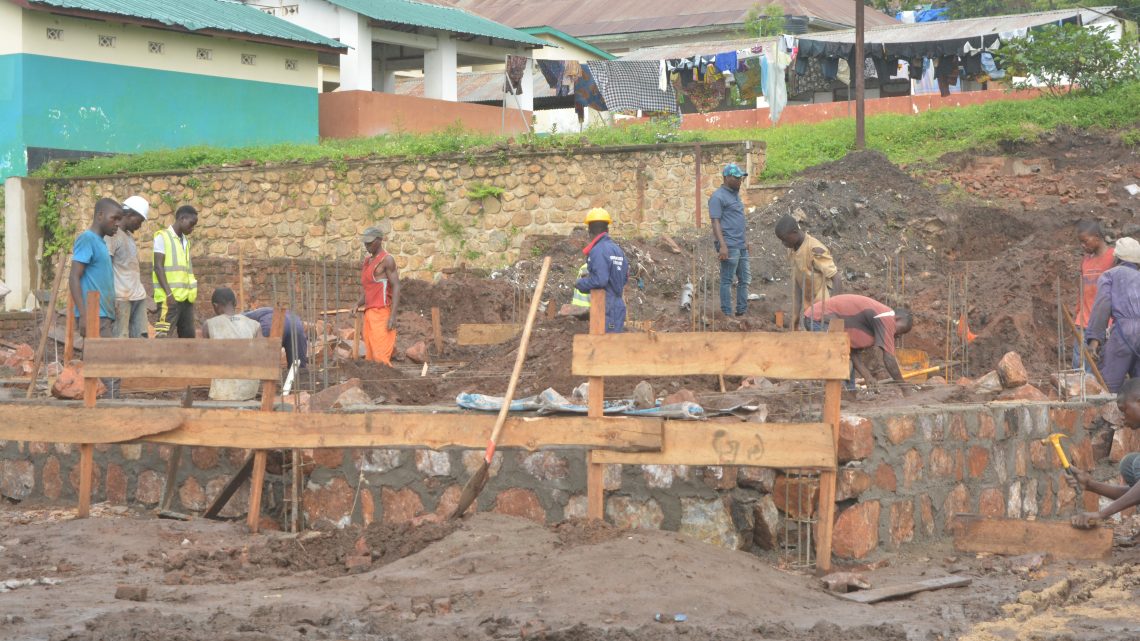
[785,16,808,34]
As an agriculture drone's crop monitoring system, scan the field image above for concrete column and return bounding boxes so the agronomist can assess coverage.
[376,53,397,94]
[423,36,458,101]
[337,11,373,91]
[4,177,42,311]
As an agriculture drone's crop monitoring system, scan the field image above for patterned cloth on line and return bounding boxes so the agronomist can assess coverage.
[573,64,607,116]
[586,60,679,116]
[504,55,528,94]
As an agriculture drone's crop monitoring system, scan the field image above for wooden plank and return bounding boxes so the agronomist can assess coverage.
[431,307,443,353]
[587,290,606,521]
[952,515,1113,560]
[203,454,254,519]
[84,338,281,380]
[591,421,835,469]
[249,307,285,534]
[119,377,211,393]
[837,576,973,604]
[572,331,851,379]
[78,293,100,519]
[816,321,845,572]
[457,323,521,346]
[247,450,268,532]
[0,405,665,451]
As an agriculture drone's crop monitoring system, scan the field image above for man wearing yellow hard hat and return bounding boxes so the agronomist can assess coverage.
[575,208,628,333]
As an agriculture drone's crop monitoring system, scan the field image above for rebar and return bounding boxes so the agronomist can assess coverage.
[322,257,330,389]
[1056,276,1063,378]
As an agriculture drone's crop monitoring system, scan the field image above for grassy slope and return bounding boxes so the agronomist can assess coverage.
[36,83,1140,181]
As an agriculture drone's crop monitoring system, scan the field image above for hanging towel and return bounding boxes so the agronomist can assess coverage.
[714,51,738,73]
[586,60,680,116]
[736,57,763,102]
[504,55,528,95]
[764,44,789,124]
[659,59,668,92]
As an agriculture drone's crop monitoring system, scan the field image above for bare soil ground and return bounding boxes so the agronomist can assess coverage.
[4,506,1139,641]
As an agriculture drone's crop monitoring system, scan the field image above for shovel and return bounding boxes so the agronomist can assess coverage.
[451,256,551,518]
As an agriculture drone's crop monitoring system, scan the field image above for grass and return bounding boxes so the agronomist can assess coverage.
[33,83,1140,181]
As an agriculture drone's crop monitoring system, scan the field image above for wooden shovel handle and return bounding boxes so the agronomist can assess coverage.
[484,256,552,460]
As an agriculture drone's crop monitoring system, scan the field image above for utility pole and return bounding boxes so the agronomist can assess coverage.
[855,0,866,150]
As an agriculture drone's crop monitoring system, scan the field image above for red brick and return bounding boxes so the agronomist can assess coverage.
[948,414,968,442]
[105,464,127,505]
[872,464,897,491]
[773,474,819,519]
[303,477,356,528]
[832,501,881,559]
[836,469,872,501]
[902,449,923,489]
[179,477,207,511]
[838,415,874,462]
[493,488,546,524]
[889,500,914,547]
[135,470,163,505]
[919,495,935,537]
[997,352,1029,388]
[967,446,990,478]
[191,447,218,470]
[1050,408,1079,434]
[885,416,915,445]
[929,447,955,479]
[381,487,425,524]
[360,488,376,525]
[42,456,62,500]
[978,488,1004,517]
[942,484,969,532]
[978,414,996,439]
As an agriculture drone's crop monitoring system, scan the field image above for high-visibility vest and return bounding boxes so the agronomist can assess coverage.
[571,263,590,308]
[152,228,197,303]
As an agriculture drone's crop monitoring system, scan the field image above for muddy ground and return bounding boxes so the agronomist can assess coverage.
[2,506,1139,641]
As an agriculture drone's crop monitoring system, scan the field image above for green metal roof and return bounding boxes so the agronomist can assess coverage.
[328,0,547,47]
[519,26,614,60]
[20,0,346,51]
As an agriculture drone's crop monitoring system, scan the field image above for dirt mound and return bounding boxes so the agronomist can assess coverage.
[249,520,459,575]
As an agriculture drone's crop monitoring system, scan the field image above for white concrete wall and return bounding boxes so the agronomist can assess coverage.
[0,1,24,55]
[4,178,31,311]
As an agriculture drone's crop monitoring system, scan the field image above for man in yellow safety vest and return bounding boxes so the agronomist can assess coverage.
[153,205,199,338]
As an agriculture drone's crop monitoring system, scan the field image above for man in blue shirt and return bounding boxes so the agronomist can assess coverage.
[575,208,628,333]
[244,307,308,367]
[69,198,123,338]
[710,163,751,317]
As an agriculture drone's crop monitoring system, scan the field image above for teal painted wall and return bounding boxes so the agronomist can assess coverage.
[0,55,27,178]
[1,54,318,180]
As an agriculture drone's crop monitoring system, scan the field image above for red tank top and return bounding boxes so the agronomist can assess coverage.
[361,251,391,309]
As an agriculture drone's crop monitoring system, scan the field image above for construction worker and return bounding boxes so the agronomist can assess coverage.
[1087,236,1140,392]
[1067,377,1140,528]
[1073,220,1113,371]
[69,198,123,338]
[106,195,150,338]
[568,263,591,318]
[153,205,199,338]
[202,287,262,401]
[775,215,840,327]
[575,208,627,333]
[355,226,400,365]
[803,294,913,387]
[710,163,751,317]
[244,307,308,368]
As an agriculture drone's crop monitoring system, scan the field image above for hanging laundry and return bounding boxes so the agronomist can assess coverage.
[980,52,1005,80]
[504,55,529,95]
[587,60,679,116]
[820,57,839,81]
[673,78,724,113]
[714,51,738,73]
[736,57,763,102]
[659,59,668,92]
[763,44,789,124]
[536,60,569,96]
[908,57,924,81]
[573,64,607,122]
[565,60,584,82]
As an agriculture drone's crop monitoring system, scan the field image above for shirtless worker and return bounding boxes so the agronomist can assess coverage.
[775,215,840,328]
[1067,377,1140,528]
[803,293,913,388]
[355,226,400,365]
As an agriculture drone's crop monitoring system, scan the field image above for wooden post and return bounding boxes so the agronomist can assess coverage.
[64,294,76,362]
[237,252,245,310]
[814,320,845,572]
[586,289,606,520]
[353,310,362,360]
[774,311,784,329]
[27,251,69,398]
[247,306,287,533]
[77,292,101,518]
[431,307,443,354]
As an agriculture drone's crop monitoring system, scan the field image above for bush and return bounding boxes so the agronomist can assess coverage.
[998,24,1140,96]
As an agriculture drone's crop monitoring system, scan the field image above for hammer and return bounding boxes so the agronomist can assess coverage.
[1042,433,1077,480]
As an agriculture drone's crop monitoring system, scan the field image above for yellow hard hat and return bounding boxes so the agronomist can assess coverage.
[585,207,612,224]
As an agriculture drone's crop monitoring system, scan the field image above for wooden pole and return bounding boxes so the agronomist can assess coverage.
[77,292,101,519]
[431,307,443,354]
[586,289,606,520]
[237,251,245,310]
[1062,305,1109,392]
[64,294,75,362]
[353,310,362,360]
[26,251,69,398]
[854,0,865,150]
[247,306,287,533]
[814,320,845,572]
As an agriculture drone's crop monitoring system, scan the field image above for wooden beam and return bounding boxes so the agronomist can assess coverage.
[837,576,972,604]
[431,307,443,353]
[0,405,665,451]
[457,323,520,346]
[952,515,1113,560]
[587,289,606,521]
[816,320,845,572]
[203,454,254,519]
[83,338,281,380]
[78,292,100,519]
[249,307,285,534]
[590,421,836,469]
[119,377,211,393]
[572,331,851,379]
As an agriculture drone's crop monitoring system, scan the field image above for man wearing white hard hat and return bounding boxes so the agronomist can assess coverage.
[1087,236,1140,392]
[105,195,151,338]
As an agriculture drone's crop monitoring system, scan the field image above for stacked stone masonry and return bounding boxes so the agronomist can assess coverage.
[2,399,1130,559]
[47,142,761,281]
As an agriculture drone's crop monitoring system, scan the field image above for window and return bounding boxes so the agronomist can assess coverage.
[148,41,165,55]
[197,48,212,61]
[241,53,256,66]
[46,28,63,40]
[285,58,298,71]
[98,34,116,48]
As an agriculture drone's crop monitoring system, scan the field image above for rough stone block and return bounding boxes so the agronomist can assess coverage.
[996,384,1048,402]
[190,447,218,471]
[355,449,402,474]
[0,460,35,501]
[942,484,969,532]
[641,464,688,489]
[737,467,776,492]
[884,416,916,445]
[303,477,357,528]
[405,341,429,364]
[679,497,741,550]
[929,447,955,479]
[948,414,968,442]
[973,370,1003,393]
[872,464,897,491]
[997,352,1029,388]
[519,451,568,482]
[1006,480,1023,519]
[42,456,62,500]
[978,487,1004,517]
[836,468,872,501]
[832,501,881,559]
[51,360,104,400]
[918,414,945,442]
[978,413,996,439]
[902,449,923,489]
[603,464,622,491]
[493,488,545,524]
[415,450,451,477]
[701,466,737,490]
[114,586,147,602]
[1029,440,1053,470]
[178,477,207,511]
[753,495,780,550]
[773,474,819,519]
[1022,478,1039,519]
[461,450,503,477]
[605,496,664,530]
[889,500,915,547]
[967,446,990,478]
[205,476,248,518]
[105,464,127,505]
[135,470,163,505]
[919,495,935,537]
[838,415,874,462]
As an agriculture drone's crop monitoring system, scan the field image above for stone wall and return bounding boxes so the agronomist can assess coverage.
[46,141,761,281]
[0,399,1130,560]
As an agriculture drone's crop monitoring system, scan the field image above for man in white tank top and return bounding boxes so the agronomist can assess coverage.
[202,287,263,401]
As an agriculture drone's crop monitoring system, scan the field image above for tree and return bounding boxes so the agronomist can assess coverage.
[997,24,1140,96]
[743,2,786,38]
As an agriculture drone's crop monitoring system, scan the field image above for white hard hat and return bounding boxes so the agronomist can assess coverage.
[122,195,150,220]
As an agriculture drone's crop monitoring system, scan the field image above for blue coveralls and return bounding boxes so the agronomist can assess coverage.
[576,233,628,333]
[1087,262,1140,392]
